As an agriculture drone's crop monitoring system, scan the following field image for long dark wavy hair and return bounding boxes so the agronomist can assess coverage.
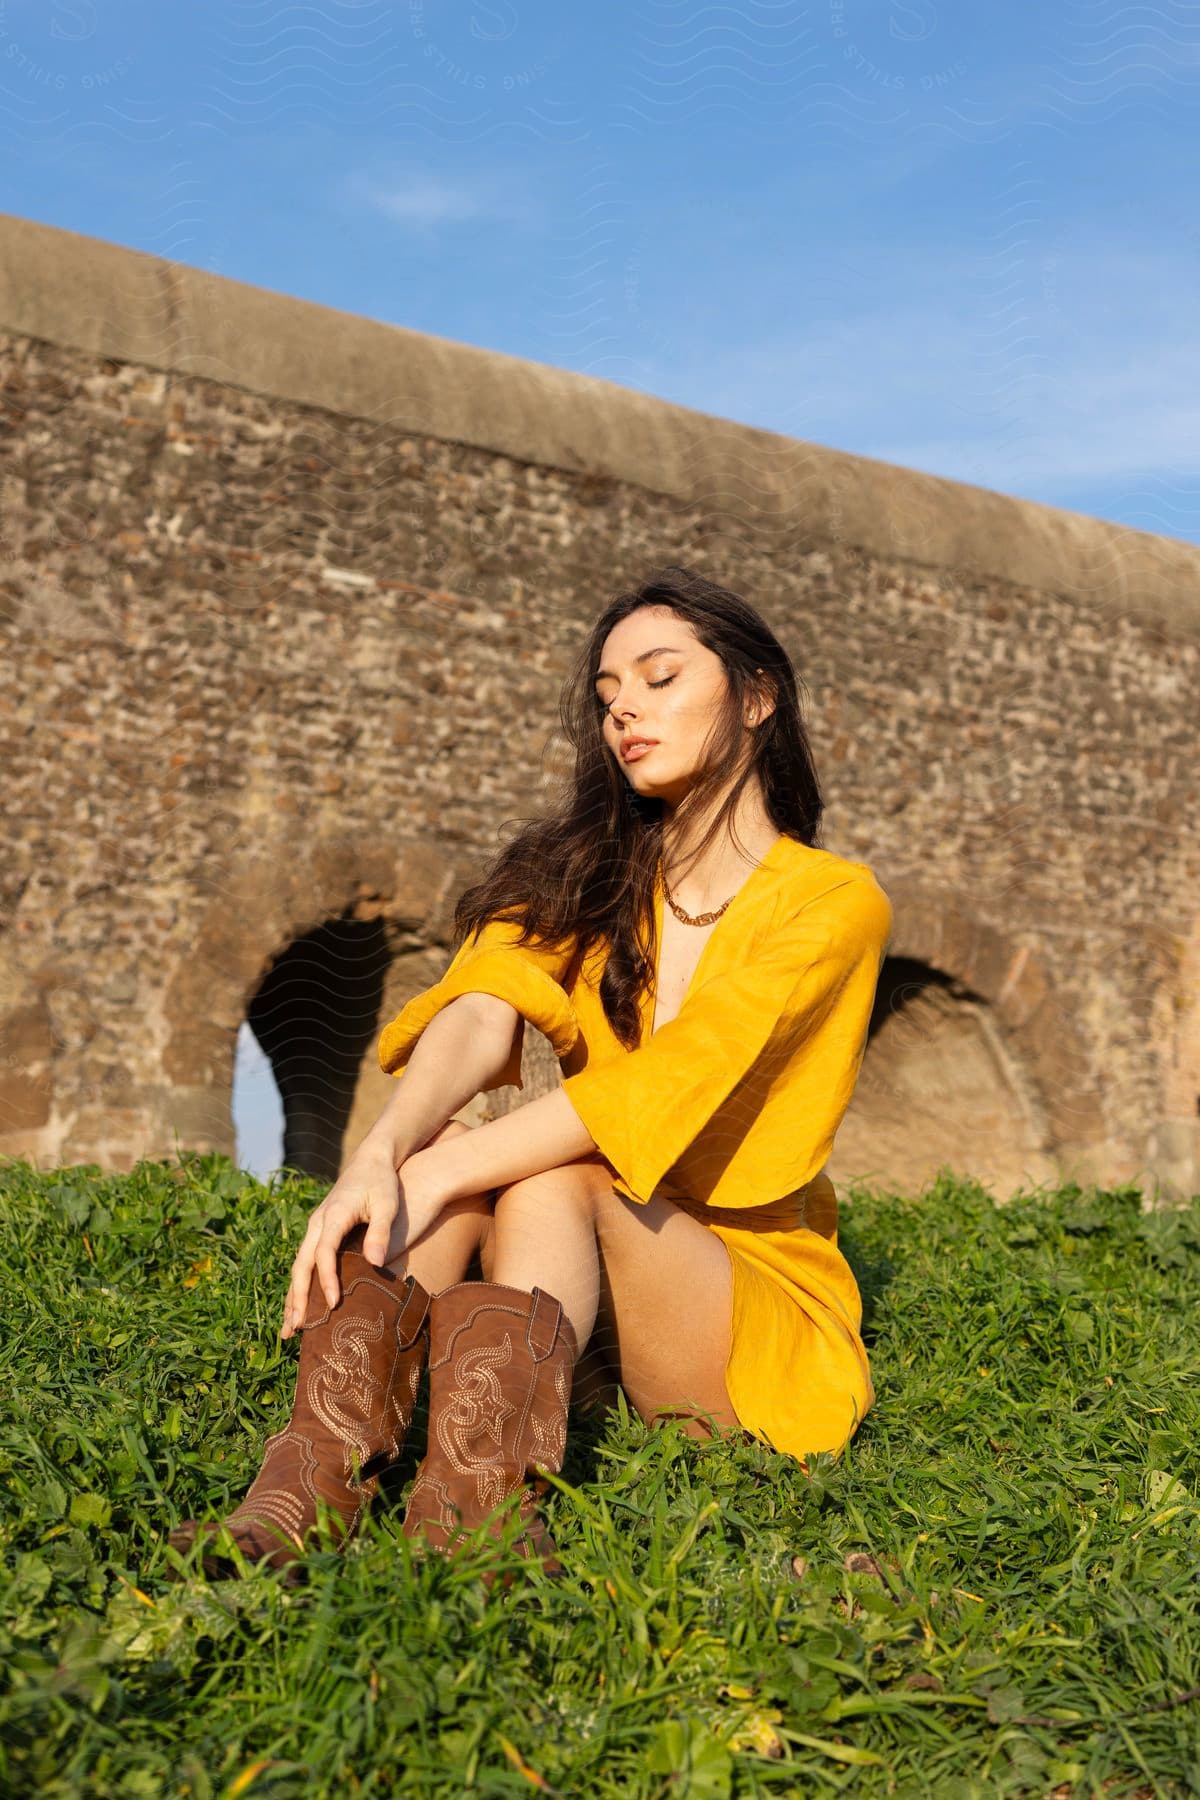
[452,564,825,1051]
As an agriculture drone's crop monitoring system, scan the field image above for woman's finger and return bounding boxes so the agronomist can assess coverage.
[313,1220,348,1313]
[280,1271,307,1339]
[361,1189,399,1268]
[282,1262,307,1336]
[313,1201,368,1310]
[284,1214,326,1333]
[361,1215,396,1270]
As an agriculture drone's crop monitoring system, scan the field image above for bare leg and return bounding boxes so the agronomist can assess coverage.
[380,1118,497,1296]
[489,1163,602,1354]
[430,1143,616,1415]
[491,1154,741,1442]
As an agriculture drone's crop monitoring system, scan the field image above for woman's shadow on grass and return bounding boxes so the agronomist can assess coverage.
[837,1201,898,1354]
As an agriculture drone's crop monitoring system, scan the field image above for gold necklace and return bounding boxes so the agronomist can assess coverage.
[661,865,736,927]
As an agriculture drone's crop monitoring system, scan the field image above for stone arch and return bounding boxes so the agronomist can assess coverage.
[244,915,392,1180]
[827,881,1106,1201]
[160,831,478,1178]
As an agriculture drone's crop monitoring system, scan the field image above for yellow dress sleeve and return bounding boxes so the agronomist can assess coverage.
[377,915,582,1091]
[560,875,893,1206]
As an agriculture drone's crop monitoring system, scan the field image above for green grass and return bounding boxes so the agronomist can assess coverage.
[1,1154,1198,1799]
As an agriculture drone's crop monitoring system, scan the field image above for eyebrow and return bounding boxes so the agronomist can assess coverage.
[594,646,684,684]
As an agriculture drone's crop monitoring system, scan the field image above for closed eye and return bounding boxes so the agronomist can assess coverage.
[596,673,676,714]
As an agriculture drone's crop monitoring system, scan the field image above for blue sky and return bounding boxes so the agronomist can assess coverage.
[4,2,1195,1175]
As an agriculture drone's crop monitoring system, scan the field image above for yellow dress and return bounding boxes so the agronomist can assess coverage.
[377,834,893,1463]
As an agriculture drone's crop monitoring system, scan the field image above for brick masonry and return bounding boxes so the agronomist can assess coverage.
[1,213,1197,1199]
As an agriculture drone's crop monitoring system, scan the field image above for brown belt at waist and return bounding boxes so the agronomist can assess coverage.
[661,1178,817,1228]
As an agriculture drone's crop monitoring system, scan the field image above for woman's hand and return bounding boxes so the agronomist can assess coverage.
[279,1143,451,1339]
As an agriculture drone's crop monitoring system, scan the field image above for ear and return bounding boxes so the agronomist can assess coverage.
[746,667,776,729]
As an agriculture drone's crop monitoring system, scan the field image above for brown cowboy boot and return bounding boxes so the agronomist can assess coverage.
[168,1226,432,1581]
[400,1280,578,1590]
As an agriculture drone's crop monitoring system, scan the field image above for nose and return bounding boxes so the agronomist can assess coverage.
[603,694,638,725]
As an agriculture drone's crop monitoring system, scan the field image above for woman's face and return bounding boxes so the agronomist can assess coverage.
[594,607,735,803]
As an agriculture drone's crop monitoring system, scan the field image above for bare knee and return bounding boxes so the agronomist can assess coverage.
[420,1117,502,1273]
[421,1117,487,1201]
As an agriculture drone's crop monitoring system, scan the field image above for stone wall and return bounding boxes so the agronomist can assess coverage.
[1,212,1197,1199]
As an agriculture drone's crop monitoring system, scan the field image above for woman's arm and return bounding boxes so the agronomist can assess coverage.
[397,874,891,1216]
[280,993,521,1328]
[405,1082,599,1204]
[358,992,522,1164]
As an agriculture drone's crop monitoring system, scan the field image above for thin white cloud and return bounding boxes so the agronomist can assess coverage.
[644,238,1199,498]
[344,166,542,231]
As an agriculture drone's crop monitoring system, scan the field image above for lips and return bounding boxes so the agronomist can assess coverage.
[621,738,658,761]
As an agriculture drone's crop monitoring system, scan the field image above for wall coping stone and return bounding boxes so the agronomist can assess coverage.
[2,209,1198,636]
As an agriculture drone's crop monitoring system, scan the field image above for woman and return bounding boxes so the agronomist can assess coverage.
[168,564,893,1588]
